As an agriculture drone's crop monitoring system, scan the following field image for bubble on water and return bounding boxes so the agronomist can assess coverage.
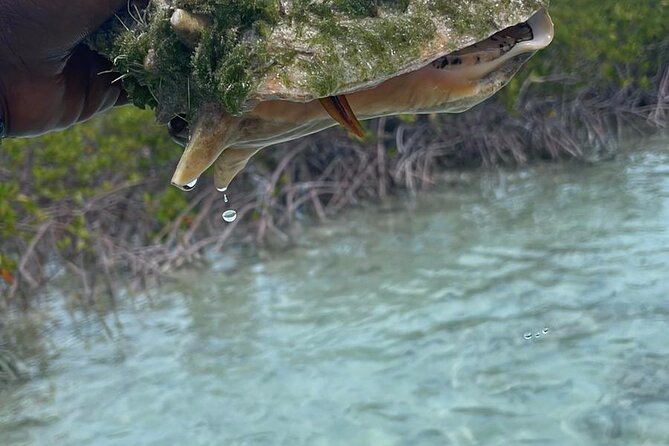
[222,210,237,223]
[183,178,198,191]
[524,327,550,341]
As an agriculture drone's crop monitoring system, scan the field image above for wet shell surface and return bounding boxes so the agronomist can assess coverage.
[89,0,547,120]
[88,1,551,193]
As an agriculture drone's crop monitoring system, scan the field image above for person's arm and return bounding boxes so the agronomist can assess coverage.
[0,0,128,138]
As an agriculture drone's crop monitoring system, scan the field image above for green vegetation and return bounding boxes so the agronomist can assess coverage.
[1,0,668,303]
[0,109,183,301]
[504,0,669,98]
[545,1,667,86]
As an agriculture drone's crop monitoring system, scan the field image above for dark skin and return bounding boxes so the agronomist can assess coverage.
[0,0,130,137]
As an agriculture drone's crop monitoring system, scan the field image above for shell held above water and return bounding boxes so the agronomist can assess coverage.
[92,0,547,120]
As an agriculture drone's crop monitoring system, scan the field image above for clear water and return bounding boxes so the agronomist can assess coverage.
[1,138,669,445]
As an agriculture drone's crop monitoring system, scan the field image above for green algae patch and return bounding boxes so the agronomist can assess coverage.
[88,0,546,121]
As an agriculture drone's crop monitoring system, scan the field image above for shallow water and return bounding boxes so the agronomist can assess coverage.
[2,137,669,445]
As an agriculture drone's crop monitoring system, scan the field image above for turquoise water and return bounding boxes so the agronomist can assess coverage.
[1,138,669,445]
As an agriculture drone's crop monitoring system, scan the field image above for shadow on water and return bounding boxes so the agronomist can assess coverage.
[1,136,669,445]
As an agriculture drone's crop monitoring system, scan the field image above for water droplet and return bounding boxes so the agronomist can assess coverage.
[542,328,549,335]
[523,332,532,340]
[183,178,198,191]
[216,186,228,192]
[224,194,229,203]
[535,332,541,338]
[222,210,237,223]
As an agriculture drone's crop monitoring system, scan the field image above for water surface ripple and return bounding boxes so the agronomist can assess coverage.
[1,140,669,445]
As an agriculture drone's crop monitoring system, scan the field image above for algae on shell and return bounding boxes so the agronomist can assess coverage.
[88,0,546,122]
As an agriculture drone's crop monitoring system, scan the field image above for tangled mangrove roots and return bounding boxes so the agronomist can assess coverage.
[2,60,667,306]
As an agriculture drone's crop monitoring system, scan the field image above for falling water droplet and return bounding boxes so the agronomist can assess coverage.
[217,187,236,223]
[216,186,229,202]
[222,210,237,223]
[183,178,198,191]
[523,332,532,340]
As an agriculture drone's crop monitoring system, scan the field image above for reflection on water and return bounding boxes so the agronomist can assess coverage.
[1,137,669,445]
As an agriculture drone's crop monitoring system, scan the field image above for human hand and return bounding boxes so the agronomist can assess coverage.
[0,0,129,138]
